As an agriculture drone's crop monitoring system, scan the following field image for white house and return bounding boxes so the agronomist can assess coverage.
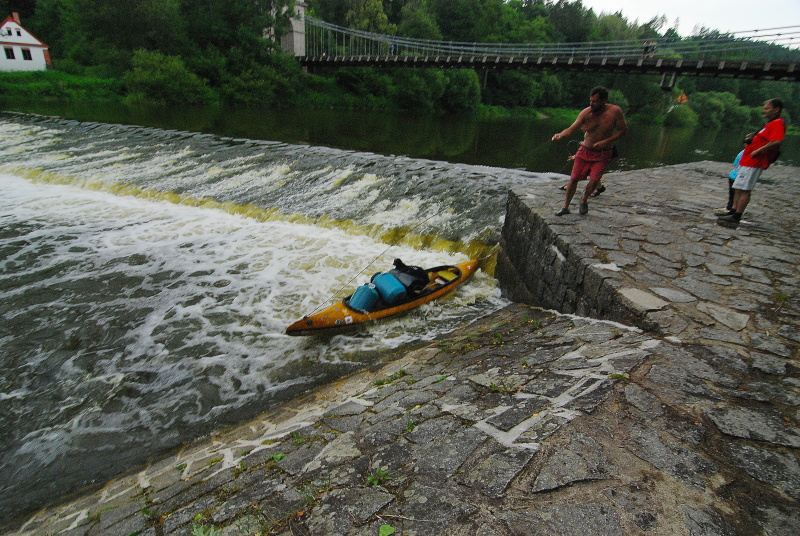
[1,13,52,72]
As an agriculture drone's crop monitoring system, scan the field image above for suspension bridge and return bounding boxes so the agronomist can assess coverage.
[295,17,800,89]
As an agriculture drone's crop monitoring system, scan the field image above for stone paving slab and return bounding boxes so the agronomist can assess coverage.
[2,162,799,536]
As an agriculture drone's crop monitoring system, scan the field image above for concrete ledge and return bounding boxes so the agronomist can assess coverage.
[496,161,800,342]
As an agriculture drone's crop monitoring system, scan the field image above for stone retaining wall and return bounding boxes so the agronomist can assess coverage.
[496,188,659,332]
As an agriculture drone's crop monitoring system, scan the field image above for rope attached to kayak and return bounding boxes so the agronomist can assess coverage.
[555,139,580,175]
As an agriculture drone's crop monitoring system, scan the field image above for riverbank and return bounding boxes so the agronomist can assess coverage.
[5,161,798,536]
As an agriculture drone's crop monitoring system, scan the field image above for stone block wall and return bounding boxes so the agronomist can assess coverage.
[495,189,658,332]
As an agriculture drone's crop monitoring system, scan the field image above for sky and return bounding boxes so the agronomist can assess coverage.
[579,0,800,39]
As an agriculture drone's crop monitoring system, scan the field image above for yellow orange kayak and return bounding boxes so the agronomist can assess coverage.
[285,259,481,336]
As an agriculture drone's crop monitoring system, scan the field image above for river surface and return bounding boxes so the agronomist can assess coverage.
[3,100,798,170]
[0,102,796,520]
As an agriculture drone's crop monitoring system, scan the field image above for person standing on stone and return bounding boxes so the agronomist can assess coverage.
[716,140,747,217]
[718,98,785,227]
[552,86,627,216]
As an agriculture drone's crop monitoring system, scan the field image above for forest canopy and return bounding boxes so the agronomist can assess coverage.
[1,0,798,126]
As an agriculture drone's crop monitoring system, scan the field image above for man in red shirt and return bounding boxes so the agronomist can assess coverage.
[718,98,785,226]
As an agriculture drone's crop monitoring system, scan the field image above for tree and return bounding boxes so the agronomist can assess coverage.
[124,49,215,104]
[663,105,699,127]
[588,14,638,42]
[429,0,483,41]
[346,0,397,34]
[686,91,751,130]
[178,0,293,84]
[64,0,188,72]
[441,69,481,112]
[547,0,596,43]
[26,0,71,61]
[393,68,445,110]
[307,0,352,26]
[398,0,442,40]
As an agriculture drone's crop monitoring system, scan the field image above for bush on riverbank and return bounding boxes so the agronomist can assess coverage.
[124,50,216,105]
[663,104,700,127]
[687,91,760,130]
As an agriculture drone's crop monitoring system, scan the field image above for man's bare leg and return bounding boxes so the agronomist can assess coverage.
[564,179,579,207]
[556,179,580,215]
[582,180,599,203]
[733,189,751,214]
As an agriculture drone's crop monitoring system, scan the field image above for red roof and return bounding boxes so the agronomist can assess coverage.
[1,14,49,48]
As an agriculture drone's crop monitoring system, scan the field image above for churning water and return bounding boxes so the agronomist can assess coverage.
[0,113,556,516]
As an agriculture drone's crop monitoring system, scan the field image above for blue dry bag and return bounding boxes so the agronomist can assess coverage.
[349,283,380,312]
[371,273,407,305]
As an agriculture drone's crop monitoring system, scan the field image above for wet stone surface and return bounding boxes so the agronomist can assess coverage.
[4,162,799,536]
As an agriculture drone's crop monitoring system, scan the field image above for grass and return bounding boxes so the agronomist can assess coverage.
[375,369,410,386]
[488,380,519,395]
[0,70,123,100]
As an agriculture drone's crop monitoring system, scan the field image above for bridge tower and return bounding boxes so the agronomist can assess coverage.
[280,0,306,57]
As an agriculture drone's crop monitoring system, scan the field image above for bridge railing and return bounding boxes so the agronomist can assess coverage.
[305,17,800,60]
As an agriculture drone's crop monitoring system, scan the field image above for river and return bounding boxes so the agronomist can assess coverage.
[0,102,795,521]
[2,100,798,170]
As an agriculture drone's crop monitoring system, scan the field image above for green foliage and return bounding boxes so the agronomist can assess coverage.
[663,105,699,127]
[290,431,310,446]
[535,73,566,107]
[367,467,392,486]
[191,521,221,536]
[607,89,629,113]
[687,91,756,130]
[547,0,597,42]
[589,14,639,42]
[220,57,302,105]
[347,0,397,34]
[398,0,442,40]
[379,525,396,536]
[0,70,123,99]
[124,50,216,105]
[441,69,481,113]
[393,69,446,111]
[15,0,800,120]
[335,67,393,98]
[374,369,409,386]
[485,71,542,108]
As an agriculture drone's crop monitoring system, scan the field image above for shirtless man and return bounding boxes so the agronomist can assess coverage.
[552,86,627,216]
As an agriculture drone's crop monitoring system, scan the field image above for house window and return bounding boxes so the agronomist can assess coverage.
[15,29,21,36]
[4,47,15,60]
[22,48,32,61]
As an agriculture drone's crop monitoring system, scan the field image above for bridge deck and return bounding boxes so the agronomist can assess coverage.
[300,55,799,82]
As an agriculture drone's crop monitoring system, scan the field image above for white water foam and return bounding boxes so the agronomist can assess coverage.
[0,170,506,512]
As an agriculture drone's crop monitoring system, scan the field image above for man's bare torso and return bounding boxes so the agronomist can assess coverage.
[578,104,623,148]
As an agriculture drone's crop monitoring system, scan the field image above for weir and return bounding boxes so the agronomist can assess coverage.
[6,158,798,536]
[0,113,536,518]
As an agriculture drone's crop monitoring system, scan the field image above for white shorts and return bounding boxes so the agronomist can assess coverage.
[732,166,763,191]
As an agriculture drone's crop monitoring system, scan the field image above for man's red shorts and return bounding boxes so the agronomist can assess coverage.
[570,145,613,182]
